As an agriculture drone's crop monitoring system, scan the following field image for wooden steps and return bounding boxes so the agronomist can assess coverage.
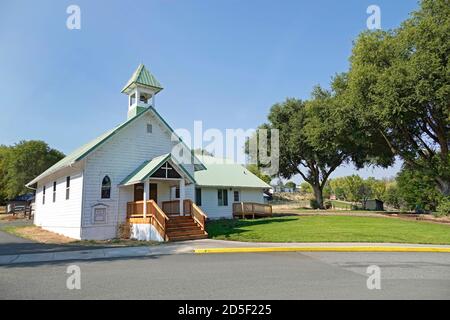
[166,215,208,241]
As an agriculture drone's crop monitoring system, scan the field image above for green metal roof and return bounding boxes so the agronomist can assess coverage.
[194,156,271,189]
[119,153,196,186]
[26,108,149,187]
[150,106,206,171]
[121,64,163,93]
[26,106,205,187]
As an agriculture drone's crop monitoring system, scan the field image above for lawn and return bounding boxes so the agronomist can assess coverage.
[206,216,450,244]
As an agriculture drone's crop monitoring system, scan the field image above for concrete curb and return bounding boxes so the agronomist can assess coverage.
[194,246,450,254]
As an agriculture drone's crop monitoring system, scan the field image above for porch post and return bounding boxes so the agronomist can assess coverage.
[143,180,149,218]
[179,179,185,215]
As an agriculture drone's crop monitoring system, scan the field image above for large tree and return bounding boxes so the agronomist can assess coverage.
[1,141,64,199]
[396,163,443,211]
[345,0,450,195]
[246,164,272,185]
[260,91,354,208]
[0,145,11,203]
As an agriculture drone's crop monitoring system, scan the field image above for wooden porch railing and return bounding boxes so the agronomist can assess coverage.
[126,200,170,241]
[162,200,180,215]
[161,199,207,231]
[148,200,170,241]
[183,199,207,231]
[127,200,145,218]
[232,202,273,219]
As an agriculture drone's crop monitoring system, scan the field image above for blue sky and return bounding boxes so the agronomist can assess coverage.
[0,0,419,183]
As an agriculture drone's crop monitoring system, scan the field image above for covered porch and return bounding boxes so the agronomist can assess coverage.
[119,153,207,241]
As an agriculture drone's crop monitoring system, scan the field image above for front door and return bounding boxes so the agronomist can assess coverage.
[149,183,158,203]
[134,183,144,202]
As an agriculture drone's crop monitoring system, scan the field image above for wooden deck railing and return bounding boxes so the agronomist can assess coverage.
[127,200,145,218]
[126,200,170,240]
[184,199,207,231]
[232,202,273,219]
[126,199,208,239]
[162,200,180,215]
[148,200,170,241]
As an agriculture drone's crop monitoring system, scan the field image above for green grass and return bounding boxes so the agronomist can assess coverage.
[206,216,450,244]
[0,225,24,237]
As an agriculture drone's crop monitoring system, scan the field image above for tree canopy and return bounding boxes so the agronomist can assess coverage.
[246,164,272,185]
[261,95,351,208]
[343,0,450,195]
[0,141,64,202]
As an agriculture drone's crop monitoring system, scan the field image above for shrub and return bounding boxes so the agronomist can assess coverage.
[118,222,131,239]
[310,199,320,209]
[324,201,332,209]
[435,198,450,218]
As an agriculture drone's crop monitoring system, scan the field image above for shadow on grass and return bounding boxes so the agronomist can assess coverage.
[206,217,298,239]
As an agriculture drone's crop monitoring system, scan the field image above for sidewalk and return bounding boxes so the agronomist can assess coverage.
[1,239,450,265]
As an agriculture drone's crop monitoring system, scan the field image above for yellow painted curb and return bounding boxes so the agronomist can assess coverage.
[194,246,450,254]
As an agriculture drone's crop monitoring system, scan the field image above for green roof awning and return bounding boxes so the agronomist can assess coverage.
[120,153,196,186]
[121,64,163,94]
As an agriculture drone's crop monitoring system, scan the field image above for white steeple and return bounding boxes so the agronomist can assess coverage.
[121,64,163,119]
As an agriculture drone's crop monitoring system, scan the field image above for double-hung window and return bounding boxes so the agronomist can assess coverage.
[233,190,240,202]
[195,188,202,206]
[218,189,228,206]
[52,181,56,202]
[66,176,70,200]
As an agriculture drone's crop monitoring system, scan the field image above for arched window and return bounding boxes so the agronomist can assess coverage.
[101,176,111,199]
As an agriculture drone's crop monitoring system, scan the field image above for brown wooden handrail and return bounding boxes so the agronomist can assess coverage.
[184,199,207,231]
[148,200,170,241]
[149,200,170,221]
[127,200,170,240]
[127,201,145,218]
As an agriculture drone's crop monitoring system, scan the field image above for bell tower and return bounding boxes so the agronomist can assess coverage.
[121,64,163,119]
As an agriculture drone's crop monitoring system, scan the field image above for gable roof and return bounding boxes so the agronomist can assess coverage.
[26,107,205,187]
[121,64,163,94]
[119,153,196,186]
[194,156,271,189]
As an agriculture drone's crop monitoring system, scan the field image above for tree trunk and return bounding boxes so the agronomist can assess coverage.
[312,185,324,209]
[436,177,450,197]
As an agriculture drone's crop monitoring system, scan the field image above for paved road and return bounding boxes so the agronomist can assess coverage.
[1,251,449,299]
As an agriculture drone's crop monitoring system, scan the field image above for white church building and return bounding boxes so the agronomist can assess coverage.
[27,64,270,241]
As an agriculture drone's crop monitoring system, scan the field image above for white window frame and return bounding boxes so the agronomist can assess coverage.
[218,189,228,206]
[66,176,70,200]
[52,181,56,203]
[233,190,240,202]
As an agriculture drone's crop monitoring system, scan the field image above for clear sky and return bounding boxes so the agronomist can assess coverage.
[0,0,419,184]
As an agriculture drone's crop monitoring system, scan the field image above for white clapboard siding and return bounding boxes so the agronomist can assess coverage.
[81,111,196,240]
[198,187,265,219]
[34,167,84,239]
